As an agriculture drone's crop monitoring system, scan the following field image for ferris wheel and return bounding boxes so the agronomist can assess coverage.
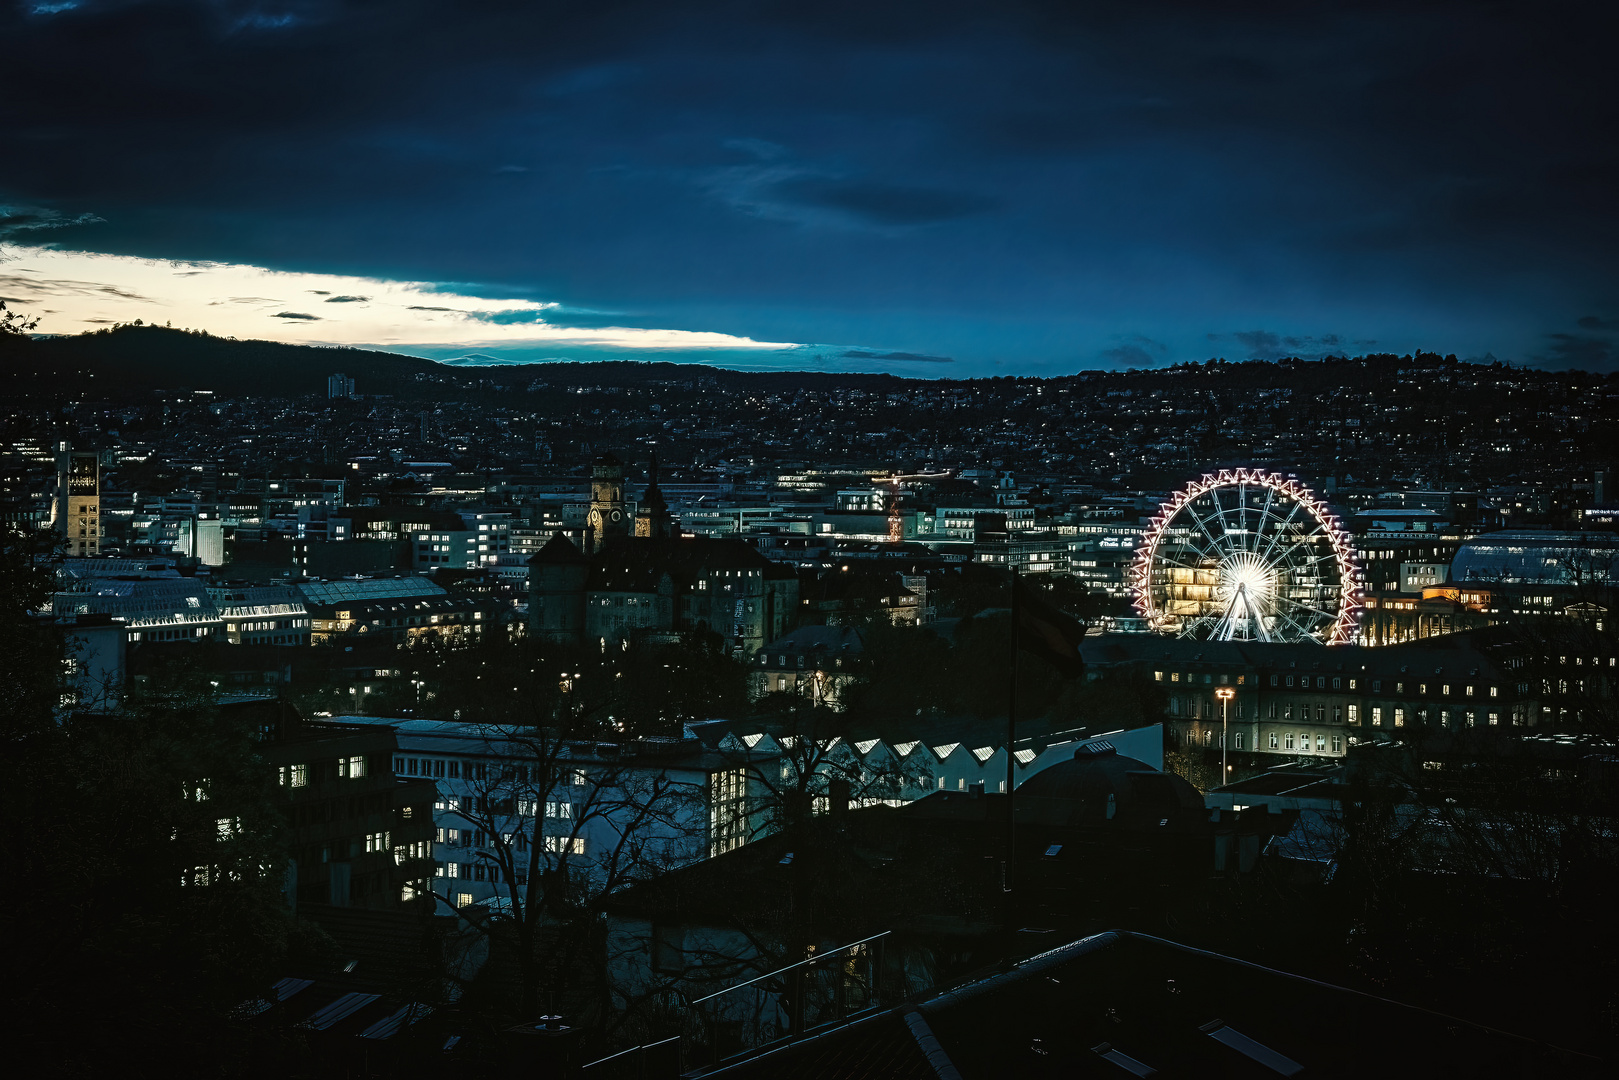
[1130,469,1362,644]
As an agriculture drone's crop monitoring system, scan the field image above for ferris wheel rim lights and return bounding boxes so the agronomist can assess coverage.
[1129,468,1364,644]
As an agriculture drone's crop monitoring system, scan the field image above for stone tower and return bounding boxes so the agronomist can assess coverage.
[527,533,589,643]
[586,452,630,553]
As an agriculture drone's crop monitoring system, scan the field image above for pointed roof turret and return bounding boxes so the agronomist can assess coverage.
[527,532,588,566]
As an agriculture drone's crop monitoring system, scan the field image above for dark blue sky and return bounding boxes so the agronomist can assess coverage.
[3,1,1617,375]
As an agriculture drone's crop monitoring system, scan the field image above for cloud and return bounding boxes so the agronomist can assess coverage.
[0,204,103,239]
[841,348,952,364]
[324,294,370,302]
[1540,332,1617,371]
[0,273,153,302]
[702,151,994,231]
[494,164,529,174]
[438,353,507,365]
[1577,315,1619,331]
[1215,330,1352,361]
[722,138,789,161]
[770,178,996,227]
[1,246,804,354]
[1100,335,1169,368]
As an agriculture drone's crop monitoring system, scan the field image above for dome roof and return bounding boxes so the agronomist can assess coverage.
[1017,747,1202,824]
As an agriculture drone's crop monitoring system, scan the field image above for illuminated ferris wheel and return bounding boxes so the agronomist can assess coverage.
[1131,469,1362,644]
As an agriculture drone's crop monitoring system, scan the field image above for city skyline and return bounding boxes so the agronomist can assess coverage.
[4,2,1618,375]
[5,4,1618,1074]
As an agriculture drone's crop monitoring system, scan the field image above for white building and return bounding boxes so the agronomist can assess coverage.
[207,584,312,645]
[411,511,513,571]
[330,717,778,911]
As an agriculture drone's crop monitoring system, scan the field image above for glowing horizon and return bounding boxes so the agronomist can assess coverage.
[0,245,803,356]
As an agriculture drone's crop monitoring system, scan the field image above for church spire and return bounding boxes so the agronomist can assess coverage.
[636,453,673,539]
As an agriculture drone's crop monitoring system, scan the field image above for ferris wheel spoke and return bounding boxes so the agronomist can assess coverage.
[1156,553,1205,575]
[1176,533,1220,562]
[1276,594,1338,621]
[1257,501,1305,566]
[1274,607,1322,641]
[1180,501,1231,560]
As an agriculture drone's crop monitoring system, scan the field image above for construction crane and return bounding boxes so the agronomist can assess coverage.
[885,469,953,543]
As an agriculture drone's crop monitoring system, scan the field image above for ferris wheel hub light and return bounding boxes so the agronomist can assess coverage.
[1219,553,1277,604]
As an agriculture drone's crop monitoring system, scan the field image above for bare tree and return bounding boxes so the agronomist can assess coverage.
[433,719,707,1023]
[731,695,933,839]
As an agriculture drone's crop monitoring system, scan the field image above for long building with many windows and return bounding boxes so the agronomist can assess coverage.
[1084,632,1552,765]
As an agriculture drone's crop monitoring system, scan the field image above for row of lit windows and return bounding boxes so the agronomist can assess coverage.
[276,755,367,787]
[1159,668,1504,699]
[131,626,213,642]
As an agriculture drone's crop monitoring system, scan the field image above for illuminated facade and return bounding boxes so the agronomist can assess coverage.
[54,442,101,557]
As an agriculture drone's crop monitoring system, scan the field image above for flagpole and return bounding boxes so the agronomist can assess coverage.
[1006,566,1017,898]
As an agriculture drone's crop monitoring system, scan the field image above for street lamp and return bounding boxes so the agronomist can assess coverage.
[1215,687,1236,784]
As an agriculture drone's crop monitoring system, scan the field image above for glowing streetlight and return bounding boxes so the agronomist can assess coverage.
[1215,687,1236,782]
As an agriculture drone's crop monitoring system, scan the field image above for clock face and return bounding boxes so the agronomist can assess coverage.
[610,510,622,521]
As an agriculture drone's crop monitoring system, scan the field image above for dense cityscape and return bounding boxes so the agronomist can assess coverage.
[3,321,1616,1076]
[5,2,1619,1077]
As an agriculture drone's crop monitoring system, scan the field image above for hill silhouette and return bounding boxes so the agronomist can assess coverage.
[0,324,915,399]
[3,324,440,398]
[3,324,1607,404]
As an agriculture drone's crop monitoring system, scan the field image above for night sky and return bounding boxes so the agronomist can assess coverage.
[3,1,1617,375]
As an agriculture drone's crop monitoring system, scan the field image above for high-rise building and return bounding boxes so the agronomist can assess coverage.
[327,372,356,399]
[54,441,101,557]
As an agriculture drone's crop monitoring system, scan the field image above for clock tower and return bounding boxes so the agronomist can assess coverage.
[586,452,630,553]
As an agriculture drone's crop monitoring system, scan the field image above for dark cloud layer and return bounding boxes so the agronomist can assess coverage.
[841,349,953,364]
[1217,331,1360,362]
[3,1,1617,371]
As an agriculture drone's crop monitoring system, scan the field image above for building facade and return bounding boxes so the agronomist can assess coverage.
[247,699,438,912]
[528,534,799,653]
[1086,632,1541,765]
[54,442,101,557]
